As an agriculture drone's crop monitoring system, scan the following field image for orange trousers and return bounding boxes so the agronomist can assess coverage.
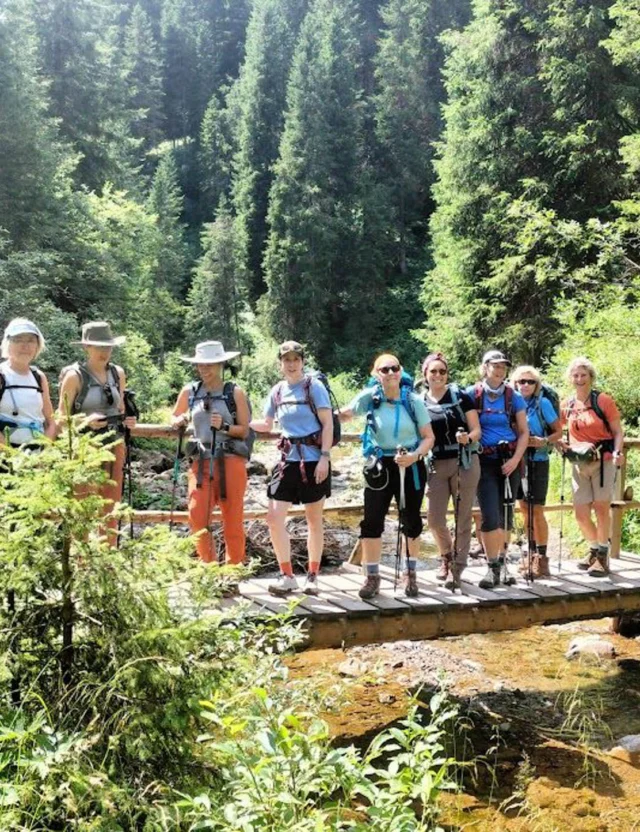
[188,453,247,564]
[76,440,125,547]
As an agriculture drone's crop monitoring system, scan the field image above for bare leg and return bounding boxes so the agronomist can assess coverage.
[266,499,293,569]
[574,502,598,546]
[304,498,325,571]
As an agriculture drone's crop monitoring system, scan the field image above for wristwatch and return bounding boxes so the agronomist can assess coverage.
[221,421,231,432]
[320,450,331,458]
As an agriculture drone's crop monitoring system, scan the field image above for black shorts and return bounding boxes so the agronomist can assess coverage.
[268,461,331,505]
[517,459,550,505]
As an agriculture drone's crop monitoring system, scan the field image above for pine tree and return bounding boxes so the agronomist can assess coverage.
[122,4,164,153]
[232,0,308,302]
[186,201,247,347]
[263,0,366,367]
[199,93,235,221]
[147,153,189,299]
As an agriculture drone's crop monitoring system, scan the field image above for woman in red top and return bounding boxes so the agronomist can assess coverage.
[559,357,624,575]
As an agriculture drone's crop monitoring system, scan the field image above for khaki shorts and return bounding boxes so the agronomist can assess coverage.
[571,457,616,506]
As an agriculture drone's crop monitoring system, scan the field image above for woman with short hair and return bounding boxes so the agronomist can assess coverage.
[172,341,250,565]
[249,341,333,597]
[511,365,562,578]
[468,350,529,588]
[421,352,481,589]
[340,353,434,599]
[558,357,624,576]
[58,322,136,544]
[0,318,56,446]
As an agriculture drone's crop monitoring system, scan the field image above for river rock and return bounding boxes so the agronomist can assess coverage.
[608,735,640,765]
[338,658,368,678]
[565,636,617,661]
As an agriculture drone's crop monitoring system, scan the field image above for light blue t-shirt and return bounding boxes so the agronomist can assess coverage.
[348,389,430,455]
[466,385,526,452]
[264,376,331,462]
[525,395,558,462]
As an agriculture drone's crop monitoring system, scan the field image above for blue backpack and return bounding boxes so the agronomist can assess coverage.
[361,370,420,459]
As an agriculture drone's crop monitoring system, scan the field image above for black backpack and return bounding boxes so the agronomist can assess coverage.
[189,379,255,458]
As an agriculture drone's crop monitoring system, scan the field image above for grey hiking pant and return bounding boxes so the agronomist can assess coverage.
[426,454,480,566]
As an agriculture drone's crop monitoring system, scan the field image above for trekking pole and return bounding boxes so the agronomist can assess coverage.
[451,440,464,592]
[122,389,140,539]
[558,451,567,575]
[169,425,185,531]
[395,446,407,593]
[526,449,535,584]
[498,442,516,586]
[208,426,217,558]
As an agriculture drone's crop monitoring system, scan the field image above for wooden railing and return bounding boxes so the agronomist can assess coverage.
[129,425,638,557]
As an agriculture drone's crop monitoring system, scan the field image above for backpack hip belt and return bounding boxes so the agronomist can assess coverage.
[480,440,517,458]
[276,431,322,484]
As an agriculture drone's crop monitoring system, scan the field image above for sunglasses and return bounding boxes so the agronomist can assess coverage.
[428,368,447,376]
[103,384,115,406]
[516,379,536,386]
[378,365,400,375]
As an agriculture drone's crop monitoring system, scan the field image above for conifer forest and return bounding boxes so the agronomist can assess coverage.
[3,0,639,396]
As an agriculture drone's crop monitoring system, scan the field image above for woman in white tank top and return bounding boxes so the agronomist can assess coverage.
[0,318,56,447]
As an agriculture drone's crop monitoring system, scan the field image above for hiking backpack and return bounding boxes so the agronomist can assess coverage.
[362,370,420,458]
[423,382,468,456]
[272,370,342,447]
[565,389,612,436]
[59,361,121,414]
[473,381,517,428]
[532,382,560,435]
[188,379,256,458]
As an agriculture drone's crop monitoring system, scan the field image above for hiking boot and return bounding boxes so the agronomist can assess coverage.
[479,561,500,589]
[519,553,533,576]
[302,572,319,596]
[436,553,452,583]
[587,554,610,577]
[577,550,598,571]
[268,574,299,597]
[499,556,517,586]
[359,574,381,599]
[404,569,419,598]
[445,562,463,591]
[532,554,551,579]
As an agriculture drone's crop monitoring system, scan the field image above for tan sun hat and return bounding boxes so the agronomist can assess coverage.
[181,341,241,364]
[73,321,126,347]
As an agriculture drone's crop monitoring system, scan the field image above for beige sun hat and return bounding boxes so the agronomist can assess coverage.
[73,321,126,347]
[181,341,240,364]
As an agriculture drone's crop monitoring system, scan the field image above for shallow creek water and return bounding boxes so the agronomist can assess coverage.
[289,618,640,831]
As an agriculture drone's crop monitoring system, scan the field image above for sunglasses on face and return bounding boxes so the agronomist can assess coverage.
[516,379,536,386]
[378,365,400,375]
[428,368,447,376]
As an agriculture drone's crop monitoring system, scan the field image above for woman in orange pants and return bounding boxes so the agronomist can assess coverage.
[171,341,250,564]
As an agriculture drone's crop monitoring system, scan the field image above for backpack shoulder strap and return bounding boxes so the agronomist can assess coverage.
[505,384,514,415]
[474,381,484,412]
[303,374,320,423]
[30,366,44,393]
[73,363,91,414]
[108,362,121,394]
[188,380,203,411]
[401,388,420,431]
[591,390,612,434]
[223,380,237,420]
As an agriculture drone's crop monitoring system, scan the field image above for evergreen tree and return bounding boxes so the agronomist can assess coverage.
[422,0,635,370]
[263,0,367,367]
[0,1,73,250]
[232,0,308,302]
[186,202,247,347]
[122,4,164,153]
[199,93,235,221]
[147,153,189,300]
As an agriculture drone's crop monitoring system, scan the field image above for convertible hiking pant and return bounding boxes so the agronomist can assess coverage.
[427,454,480,566]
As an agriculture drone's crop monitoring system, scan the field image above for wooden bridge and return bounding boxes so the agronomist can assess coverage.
[129,425,640,648]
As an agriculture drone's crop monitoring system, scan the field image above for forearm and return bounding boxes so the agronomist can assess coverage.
[512,427,530,464]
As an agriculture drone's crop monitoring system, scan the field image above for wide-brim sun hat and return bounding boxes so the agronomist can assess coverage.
[72,321,126,347]
[181,341,241,364]
[4,319,43,342]
[482,349,512,366]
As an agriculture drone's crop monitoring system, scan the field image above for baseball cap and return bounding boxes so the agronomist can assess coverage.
[277,340,304,359]
[482,349,512,366]
[4,318,43,341]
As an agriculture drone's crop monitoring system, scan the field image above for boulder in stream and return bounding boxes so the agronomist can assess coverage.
[565,635,616,661]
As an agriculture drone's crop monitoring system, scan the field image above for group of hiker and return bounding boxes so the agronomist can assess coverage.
[0,317,625,600]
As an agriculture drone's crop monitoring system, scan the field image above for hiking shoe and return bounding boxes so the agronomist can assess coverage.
[578,550,598,571]
[532,555,551,579]
[445,563,463,591]
[436,553,452,583]
[268,574,299,596]
[404,569,419,598]
[499,557,517,586]
[469,542,485,559]
[302,573,319,596]
[587,555,610,577]
[359,574,381,600]
[479,562,500,589]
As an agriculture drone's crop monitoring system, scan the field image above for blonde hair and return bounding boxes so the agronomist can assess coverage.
[511,365,542,396]
[1,318,45,359]
[566,356,596,384]
[372,353,401,374]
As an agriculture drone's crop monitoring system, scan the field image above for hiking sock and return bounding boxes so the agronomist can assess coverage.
[598,544,609,558]
[366,563,380,575]
[407,558,417,571]
[536,545,547,556]
[308,561,320,575]
[281,561,294,578]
